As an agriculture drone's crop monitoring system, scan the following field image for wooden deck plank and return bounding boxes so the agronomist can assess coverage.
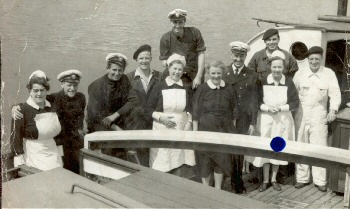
[258,184,291,202]
[332,198,347,208]
[321,193,344,208]
[277,184,298,198]
[135,169,274,208]
[307,191,336,208]
[295,186,318,202]
[287,183,314,199]
[115,171,236,208]
[104,181,186,208]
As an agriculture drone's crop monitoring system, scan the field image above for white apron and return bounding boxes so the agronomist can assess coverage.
[16,112,63,171]
[250,85,295,167]
[150,88,195,172]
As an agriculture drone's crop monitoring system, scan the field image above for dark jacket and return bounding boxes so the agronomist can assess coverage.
[86,74,131,133]
[223,65,259,133]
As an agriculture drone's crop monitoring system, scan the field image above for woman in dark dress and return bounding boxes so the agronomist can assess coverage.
[193,61,239,189]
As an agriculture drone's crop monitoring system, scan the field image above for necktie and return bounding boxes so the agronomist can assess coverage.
[234,69,238,75]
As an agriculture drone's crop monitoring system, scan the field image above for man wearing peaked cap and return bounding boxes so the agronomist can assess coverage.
[223,41,259,194]
[293,46,341,192]
[86,52,131,159]
[12,69,86,174]
[87,52,130,132]
[160,8,206,89]
[248,28,298,81]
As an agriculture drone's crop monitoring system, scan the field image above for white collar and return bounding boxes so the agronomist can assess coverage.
[207,79,225,89]
[306,66,323,78]
[231,64,244,74]
[134,67,153,78]
[267,74,285,85]
[165,76,183,87]
[26,97,51,110]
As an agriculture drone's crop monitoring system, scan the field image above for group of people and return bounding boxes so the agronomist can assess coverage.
[10,8,342,195]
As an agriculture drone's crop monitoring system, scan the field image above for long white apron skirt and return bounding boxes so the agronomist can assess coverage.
[149,88,195,172]
[249,85,295,167]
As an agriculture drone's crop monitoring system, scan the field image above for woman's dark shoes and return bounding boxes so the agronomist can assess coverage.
[271,182,282,191]
[259,182,268,192]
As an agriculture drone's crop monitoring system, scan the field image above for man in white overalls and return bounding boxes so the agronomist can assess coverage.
[293,46,341,192]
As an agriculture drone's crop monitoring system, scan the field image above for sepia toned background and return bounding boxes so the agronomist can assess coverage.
[1,0,349,153]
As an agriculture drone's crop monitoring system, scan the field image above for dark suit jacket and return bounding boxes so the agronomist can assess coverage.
[126,70,163,110]
[122,70,163,130]
[223,65,259,132]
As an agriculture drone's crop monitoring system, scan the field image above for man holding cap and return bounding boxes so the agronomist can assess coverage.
[223,41,259,194]
[12,69,86,174]
[293,46,341,192]
[159,9,206,89]
[248,28,298,81]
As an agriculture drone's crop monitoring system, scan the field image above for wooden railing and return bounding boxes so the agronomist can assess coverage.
[84,130,350,208]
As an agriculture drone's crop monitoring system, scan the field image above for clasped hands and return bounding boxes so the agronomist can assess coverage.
[267,106,281,114]
[159,116,192,131]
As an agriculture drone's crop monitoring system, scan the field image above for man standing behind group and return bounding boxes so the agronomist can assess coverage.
[248,28,298,81]
[160,9,206,88]
[223,41,259,194]
[86,53,131,158]
[293,46,341,192]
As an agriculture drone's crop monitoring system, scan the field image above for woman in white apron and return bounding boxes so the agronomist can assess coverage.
[146,54,195,176]
[10,70,63,171]
[251,52,299,192]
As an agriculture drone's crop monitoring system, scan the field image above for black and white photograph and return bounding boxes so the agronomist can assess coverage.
[1,0,350,208]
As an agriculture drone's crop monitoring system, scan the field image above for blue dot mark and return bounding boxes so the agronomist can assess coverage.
[270,137,286,152]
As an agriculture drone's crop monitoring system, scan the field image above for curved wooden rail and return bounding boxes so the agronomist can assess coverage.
[84,130,350,207]
[85,130,350,170]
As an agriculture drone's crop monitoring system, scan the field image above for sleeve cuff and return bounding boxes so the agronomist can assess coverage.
[152,112,162,121]
[260,104,269,112]
[280,104,290,112]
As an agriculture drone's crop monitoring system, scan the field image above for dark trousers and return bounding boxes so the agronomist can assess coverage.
[231,114,251,191]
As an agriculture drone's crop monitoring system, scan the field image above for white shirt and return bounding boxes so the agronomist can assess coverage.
[134,67,154,92]
[231,65,244,75]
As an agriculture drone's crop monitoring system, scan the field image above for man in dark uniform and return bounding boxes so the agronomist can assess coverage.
[223,41,259,194]
[53,70,85,174]
[160,9,206,89]
[12,69,86,174]
[86,53,131,158]
[247,28,298,82]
